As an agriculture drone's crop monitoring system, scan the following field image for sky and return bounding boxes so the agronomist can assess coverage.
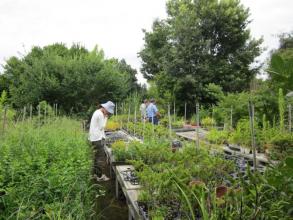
[0,0,292,84]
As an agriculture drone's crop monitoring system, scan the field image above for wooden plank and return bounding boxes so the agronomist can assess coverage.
[115,165,141,190]
[223,146,270,164]
[114,165,142,220]
[126,190,141,220]
[176,130,271,165]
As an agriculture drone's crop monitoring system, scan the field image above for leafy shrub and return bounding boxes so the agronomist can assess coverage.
[201,117,215,128]
[229,119,252,148]
[106,120,120,131]
[0,118,96,219]
[270,134,293,160]
[206,129,229,144]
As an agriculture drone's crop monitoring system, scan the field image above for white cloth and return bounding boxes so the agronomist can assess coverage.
[140,103,147,118]
[88,109,107,142]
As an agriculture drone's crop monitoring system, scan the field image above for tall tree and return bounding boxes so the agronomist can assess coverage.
[267,32,293,93]
[139,0,262,111]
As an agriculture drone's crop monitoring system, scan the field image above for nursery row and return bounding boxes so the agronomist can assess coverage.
[107,114,293,161]
[107,134,293,220]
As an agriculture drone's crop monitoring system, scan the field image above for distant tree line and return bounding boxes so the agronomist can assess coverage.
[0,43,142,115]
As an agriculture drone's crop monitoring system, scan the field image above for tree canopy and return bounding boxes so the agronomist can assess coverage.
[0,43,140,113]
[267,32,293,93]
[139,0,262,111]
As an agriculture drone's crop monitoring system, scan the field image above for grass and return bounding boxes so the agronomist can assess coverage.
[0,117,98,219]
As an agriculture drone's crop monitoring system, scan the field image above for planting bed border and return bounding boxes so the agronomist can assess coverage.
[176,129,272,165]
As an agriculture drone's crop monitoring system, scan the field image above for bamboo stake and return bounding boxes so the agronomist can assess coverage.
[143,116,146,141]
[127,103,130,132]
[168,104,172,138]
[196,102,200,150]
[212,105,214,128]
[115,102,118,120]
[248,101,257,170]
[134,105,137,136]
[184,102,187,123]
[22,106,26,122]
[152,115,154,137]
[230,106,233,129]
[44,103,47,123]
[289,104,292,132]
[173,100,176,122]
[38,105,41,127]
[30,104,32,121]
[2,107,7,135]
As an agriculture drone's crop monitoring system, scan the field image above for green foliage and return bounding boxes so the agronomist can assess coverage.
[270,134,293,160]
[0,90,8,106]
[267,32,293,92]
[139,0,262,112]
[213,81,279,127]
[0,118,96,219]
[0,91,16,129]
[206,128,229,144]
[229,119,252,148]
[1,43,140,114]
[201,117,215,128]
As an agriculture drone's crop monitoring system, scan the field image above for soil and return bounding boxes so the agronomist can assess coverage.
[94,179,128,220]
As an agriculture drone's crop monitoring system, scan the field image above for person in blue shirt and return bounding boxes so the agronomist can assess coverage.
[146,98,160,125]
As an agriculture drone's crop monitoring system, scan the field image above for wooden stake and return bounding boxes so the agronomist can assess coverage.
[127,103,130,132]
[22,106,26,122]
[212,105,214,128]
[173,100,176,122]
[2,107,7,135]
[152,115,154,136]
[38,105,41,127]
[248,101,257,170]
[289,104,292,132]
[44,103,47,123]
[230,106,233,129]
[115,103,118,120]
[184,102,187,123]
[168,104,172,138]
[134,105,137,136]
[30,104,32,121]
[143,116,146,141]
[196,102,200,150]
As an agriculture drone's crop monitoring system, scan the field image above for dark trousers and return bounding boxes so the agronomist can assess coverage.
[148,116,159,125]
[91,140,106,178]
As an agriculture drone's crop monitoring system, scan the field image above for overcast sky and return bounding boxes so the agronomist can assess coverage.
[0,0,292,83]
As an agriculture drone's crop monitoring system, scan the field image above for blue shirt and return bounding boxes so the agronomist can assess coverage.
[146,103,158,118]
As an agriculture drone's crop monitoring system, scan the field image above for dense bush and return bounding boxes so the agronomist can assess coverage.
[0,44,140,114]
[0,118,96,219]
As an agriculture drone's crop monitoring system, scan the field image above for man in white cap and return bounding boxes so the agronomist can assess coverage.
[89,101,115,181]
